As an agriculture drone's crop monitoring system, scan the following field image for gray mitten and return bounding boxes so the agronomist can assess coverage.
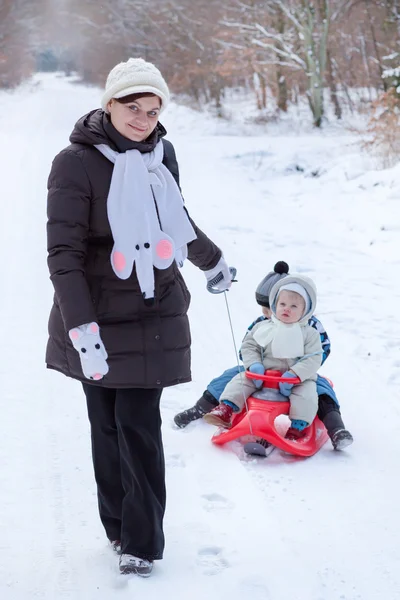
[68,322,109,381]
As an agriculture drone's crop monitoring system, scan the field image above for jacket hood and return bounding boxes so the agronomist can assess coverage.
[69,109,166,153]
[269,274,317,324]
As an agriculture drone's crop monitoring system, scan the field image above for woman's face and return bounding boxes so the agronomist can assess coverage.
[107,95,161,142]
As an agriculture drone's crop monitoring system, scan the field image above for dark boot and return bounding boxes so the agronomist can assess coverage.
[331,428,354,451]
[119,554,153,577]
[174,390,218,428]
[322,410,354,451]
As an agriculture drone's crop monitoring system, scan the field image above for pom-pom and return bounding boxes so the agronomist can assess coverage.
[274,261,289,274]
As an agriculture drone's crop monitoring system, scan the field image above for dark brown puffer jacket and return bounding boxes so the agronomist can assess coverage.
[46,110,221,389]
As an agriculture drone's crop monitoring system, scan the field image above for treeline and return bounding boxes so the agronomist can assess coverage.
[1,0,399,126]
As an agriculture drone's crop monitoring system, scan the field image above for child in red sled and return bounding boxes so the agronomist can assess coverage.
[174,262,353,450]
[205,272,322,440]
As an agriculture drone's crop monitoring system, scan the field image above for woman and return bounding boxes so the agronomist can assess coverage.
[46,58,233,577]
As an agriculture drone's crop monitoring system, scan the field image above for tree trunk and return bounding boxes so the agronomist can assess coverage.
[326,49,342,119]
[364,0,387,91]
[258,71,267,109]
[210,73,224,116]
[277,71,288,112]
[254,72,263,110]
[307,84,324,127]
[275,8,287,112]
[302,5,326,127]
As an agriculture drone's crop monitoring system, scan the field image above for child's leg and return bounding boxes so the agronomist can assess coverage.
[204,372,257,428]
[174,366,244,428]
[318,394,353,450]
[318,394,345,432]
[288,381,318,426]
[220,372,257,412]
[174,390,218,428]
[207,366,245,401]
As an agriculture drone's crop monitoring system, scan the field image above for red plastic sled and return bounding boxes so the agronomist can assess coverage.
[212,370,329,457]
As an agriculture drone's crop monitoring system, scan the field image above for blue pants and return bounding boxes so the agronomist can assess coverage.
[207,366,339,407]
[207,366,244,401]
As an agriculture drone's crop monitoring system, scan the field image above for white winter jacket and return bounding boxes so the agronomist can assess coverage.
[241,274,323,381]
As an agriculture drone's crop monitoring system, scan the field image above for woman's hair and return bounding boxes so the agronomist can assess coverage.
[115,92,161,106]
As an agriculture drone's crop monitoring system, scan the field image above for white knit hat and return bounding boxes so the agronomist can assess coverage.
[101,58,170,114]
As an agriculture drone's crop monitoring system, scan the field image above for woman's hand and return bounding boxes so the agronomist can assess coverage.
[69,322,109,381]
[205,257,236,293]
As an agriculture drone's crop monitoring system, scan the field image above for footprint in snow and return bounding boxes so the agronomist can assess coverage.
[165,453,185,468]
[201,493,234,513]
[238,576,271,600]
[197,546,229,576]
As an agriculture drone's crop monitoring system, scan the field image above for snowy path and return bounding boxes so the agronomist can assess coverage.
[0,76,399,600]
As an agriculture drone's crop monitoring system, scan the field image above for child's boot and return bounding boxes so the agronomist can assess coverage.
[203,402,233,428]
[174,391,218,428]
[285,419,309,441]
[331,428,353,451]
[323,411,353,451]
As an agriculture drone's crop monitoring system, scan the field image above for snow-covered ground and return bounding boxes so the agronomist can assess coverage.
[1,74,399,600]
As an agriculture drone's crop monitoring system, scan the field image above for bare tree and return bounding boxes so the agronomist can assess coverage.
[0,0,39,87]
[250,0,351,126]
[3,0,399,127]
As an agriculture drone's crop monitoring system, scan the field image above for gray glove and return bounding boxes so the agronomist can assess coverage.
[68,322,109,381]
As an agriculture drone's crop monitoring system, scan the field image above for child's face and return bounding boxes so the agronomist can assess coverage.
[275,290,305,324]
[261,306,272,318]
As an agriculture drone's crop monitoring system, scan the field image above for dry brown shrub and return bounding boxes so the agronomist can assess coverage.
[362,88,400,169]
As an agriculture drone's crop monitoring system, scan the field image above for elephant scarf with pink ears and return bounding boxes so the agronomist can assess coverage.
[95,141,197,301]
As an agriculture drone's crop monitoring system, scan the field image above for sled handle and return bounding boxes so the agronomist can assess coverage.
[245,371,301,385]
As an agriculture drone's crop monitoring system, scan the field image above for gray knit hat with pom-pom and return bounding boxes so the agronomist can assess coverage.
[255,261,289,308]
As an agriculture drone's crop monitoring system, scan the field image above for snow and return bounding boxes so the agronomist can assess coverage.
[1,73,400,599]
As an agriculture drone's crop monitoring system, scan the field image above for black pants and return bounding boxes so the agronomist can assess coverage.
[317,394,346,436]
[82,384,166,561]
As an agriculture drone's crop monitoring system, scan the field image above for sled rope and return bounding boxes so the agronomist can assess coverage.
[223,292,255,436]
